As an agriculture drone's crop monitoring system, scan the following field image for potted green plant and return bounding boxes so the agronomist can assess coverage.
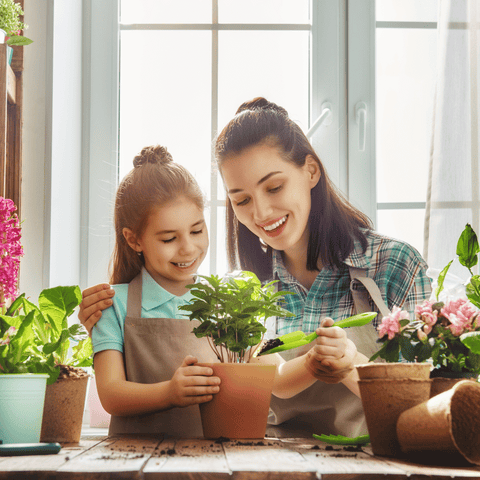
[0,196,49,444]
[0,0,32,66]
[3,286,93,443]
[0,0,33,45]
[179,270,295,439]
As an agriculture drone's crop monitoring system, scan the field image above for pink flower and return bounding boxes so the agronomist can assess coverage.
[0,197,23,305]
[441,298,478,336]
[377,306,409,340]
[415,300,438,327]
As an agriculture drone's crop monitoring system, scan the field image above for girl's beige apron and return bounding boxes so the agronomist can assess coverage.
[109,274,219,437]
[267,267,390,438]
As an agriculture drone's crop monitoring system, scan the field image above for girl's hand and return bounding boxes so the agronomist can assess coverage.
[304,317,355,384]
[168,356,221,408]
[78,284,115,336]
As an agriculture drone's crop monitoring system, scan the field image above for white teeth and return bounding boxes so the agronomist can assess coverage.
[263,216,287,232]
[175,259,195,268]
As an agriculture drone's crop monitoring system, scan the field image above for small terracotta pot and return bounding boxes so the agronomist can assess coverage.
[197,363,276,439]
[356,362,431,380]
[397,380,480,465]
[40,372,89,443]
[358,376,432,457]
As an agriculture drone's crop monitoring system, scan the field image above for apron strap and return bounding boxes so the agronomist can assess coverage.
[126,272,143,318]
[348,266,391,318]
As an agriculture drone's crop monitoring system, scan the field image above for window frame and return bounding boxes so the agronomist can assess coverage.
[83,0,379,285]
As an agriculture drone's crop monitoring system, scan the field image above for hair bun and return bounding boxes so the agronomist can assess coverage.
[235,97,289,117]
[133,145,173,168]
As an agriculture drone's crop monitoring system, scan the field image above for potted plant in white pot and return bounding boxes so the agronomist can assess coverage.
[0,0,33,65]
[0,197,49,444]
[179,270,294,439]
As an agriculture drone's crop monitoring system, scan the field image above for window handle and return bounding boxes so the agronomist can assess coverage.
[355,102,367,152]
[307,102,332,139]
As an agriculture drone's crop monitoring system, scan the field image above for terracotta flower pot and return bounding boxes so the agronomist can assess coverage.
[356,363,432,457]
[197,363,276,439]
[397,380,480,465]
[40,368,90,443]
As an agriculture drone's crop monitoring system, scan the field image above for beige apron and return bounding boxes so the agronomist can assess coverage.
[109,273,219,437]
[266,267,390,438]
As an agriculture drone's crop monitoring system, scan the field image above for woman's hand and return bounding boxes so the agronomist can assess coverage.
[168,356,221,408]
[78,284,115,335]
[304,317,356,384]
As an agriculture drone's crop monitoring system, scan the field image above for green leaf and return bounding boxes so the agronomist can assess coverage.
[460,331,480,354]
[6,35,33,46]
[38,286,82,333]
[457,224,480,269]
[5,293,25,316]
[67,338,93,367]
[435,259,453,299]
[466,276,480,309]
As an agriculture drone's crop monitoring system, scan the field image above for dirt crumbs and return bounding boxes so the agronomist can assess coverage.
[257,338,283,355]
[56,365,89,380]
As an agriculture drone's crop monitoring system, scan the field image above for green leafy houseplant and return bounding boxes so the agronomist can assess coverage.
[0,0,33,46]
[179,271,295,363]
[0,286,93,384]
[370,224,480,375]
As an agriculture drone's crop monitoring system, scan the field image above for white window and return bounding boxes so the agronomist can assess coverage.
[84,0,436,285]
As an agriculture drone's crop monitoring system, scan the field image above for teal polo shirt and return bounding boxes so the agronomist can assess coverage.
[91,268,194,354]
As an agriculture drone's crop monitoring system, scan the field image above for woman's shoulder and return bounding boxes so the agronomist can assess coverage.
[364,230,426,263]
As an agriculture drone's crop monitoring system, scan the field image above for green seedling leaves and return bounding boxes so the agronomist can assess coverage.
[460,331,480,354]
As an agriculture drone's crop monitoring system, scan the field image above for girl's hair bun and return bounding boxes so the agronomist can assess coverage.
[133,145,173,168]
[235,97,289,117]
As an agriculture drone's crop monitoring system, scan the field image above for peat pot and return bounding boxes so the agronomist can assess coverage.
[356,362,432,457]
[40,367,90,443]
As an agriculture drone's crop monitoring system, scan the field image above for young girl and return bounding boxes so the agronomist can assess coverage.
[91,144,357,437]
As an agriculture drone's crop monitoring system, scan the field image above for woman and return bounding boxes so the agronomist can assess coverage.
[79,97,431,437]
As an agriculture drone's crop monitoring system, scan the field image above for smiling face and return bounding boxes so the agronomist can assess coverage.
[123,196,209,295]
[220,143,320,259]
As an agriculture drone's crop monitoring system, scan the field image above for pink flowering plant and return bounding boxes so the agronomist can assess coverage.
[370,224,480,375]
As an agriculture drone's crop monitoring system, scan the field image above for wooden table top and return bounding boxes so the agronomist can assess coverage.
[1,433,480,479]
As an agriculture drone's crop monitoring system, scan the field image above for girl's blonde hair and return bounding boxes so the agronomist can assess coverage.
[109,145,205,284]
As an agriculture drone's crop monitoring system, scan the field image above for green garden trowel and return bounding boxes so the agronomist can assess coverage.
[256,311,377,356]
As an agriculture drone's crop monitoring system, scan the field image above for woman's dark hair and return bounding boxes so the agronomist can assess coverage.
[215,97,372,281]
[109,145,205,284]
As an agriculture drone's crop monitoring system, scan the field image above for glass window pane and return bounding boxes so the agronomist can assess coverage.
[377,209,426,256]
[376,28,437,203]
[120,0,212,24]
[219,0,310,24]
[217,30,309,199]
[376,1,438,22]
[119,31,212,196]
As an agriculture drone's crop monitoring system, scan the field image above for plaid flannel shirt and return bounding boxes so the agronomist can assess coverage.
[273,230,432,336]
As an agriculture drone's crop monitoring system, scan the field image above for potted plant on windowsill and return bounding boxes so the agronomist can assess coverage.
[0,0,33,65]
[179,270,295,439]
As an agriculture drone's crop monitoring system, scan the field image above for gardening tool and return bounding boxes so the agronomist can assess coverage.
[312,433,370,446]
[0,442,61,456]
[255,311,377,356]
